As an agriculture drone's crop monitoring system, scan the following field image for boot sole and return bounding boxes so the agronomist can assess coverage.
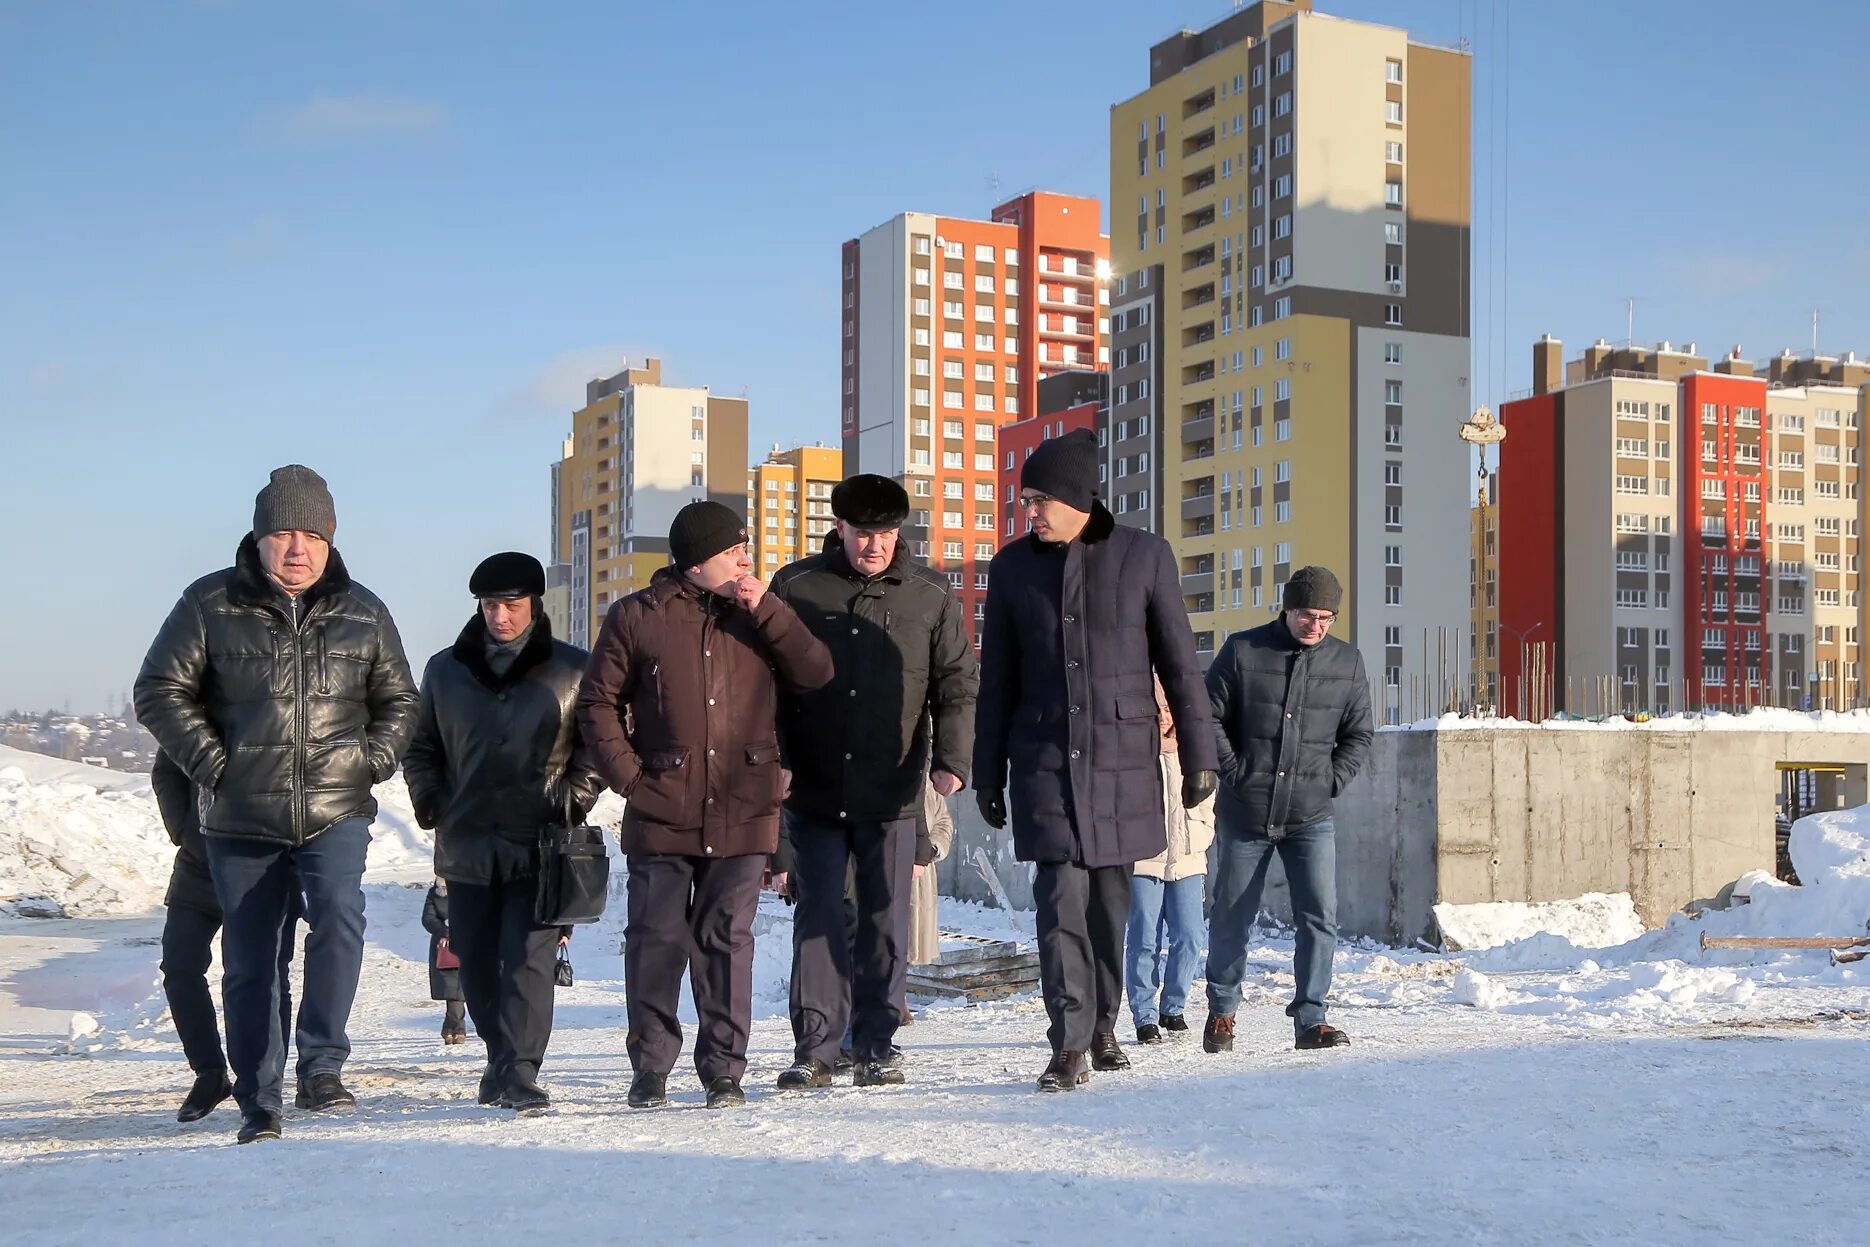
[1037,1074,1090,1092]
[627,1096,668,1108]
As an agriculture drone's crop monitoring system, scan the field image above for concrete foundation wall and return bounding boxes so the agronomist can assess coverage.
[935,726,1870,949]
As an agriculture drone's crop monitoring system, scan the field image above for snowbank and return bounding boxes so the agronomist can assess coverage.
[1435,892,1643,952]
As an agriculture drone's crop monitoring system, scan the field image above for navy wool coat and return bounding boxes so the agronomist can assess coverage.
[973,503,1216,867]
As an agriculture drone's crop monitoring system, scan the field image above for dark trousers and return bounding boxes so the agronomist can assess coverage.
[1032,861,1132,1054]
[205,818,370,1116]
[787,812,915,1065]
[446,874,559,1084]
[624,853,764,1083]
[160,900,299,1076]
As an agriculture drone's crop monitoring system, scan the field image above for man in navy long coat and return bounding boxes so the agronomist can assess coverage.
[974,429,1217,1092]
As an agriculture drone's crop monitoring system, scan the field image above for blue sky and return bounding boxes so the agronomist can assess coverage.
[4,0,1867,712]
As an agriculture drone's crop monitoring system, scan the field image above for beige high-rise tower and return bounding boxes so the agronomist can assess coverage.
[1111,1,1472,721]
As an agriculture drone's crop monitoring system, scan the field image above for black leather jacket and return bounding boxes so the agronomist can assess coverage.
[134,536,420,845]
[402,613,604,883]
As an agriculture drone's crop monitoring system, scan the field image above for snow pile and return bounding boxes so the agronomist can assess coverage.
[0,748,173,916]
[1435,892,1644,952]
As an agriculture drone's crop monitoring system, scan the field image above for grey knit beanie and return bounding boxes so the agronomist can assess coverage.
[252,465,337,541]
[1283,566,1343,613]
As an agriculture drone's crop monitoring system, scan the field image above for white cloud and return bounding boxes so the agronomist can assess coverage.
[274,93,446,141]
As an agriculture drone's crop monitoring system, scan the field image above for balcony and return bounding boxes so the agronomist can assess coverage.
[1184,361,1216,385]
[1182,284,1217,311]
[1183,323,1215,347]
[1182,205,1216,234]
[1181,492,1216,522]
[1182,127,1217,159]
[1037,285,1088,310]
[1182,168,1216,195]
[1183,89,1216,119]
[1182,245,1216,272]
[1181,413,1215,444]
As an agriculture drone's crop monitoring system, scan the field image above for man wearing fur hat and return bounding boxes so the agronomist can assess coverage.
[578,501,834,1110]
[1202,566,1372,1055]
[402,552,603,1115]
[135,465,419,1143]
[974,429,1217,1092]
[765,474,977,1091]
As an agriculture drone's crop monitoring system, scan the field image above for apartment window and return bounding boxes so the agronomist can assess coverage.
[1385,222,1401,244]
[1384,585,1401,606]
[1274,92,1291,117]
[1383,462,1402,486]
[1274,378,1291,401]
[914,236,932,256]
[1385,423,1403,448]
[1275,500,1291,523]
[1384,545,1402,567]
[1275,50,1292,75]
[1385,141,1403,163]
[1274,214,1292,239]
[1384,504,1401,528]
[1384,304,1402,326]
[1275,337,1292,361]
[1386,59,1403,84]
[1385,182,1403,206]
[942,451,963,468]
[1274,174,1292,199]
[1384,342,1403,365]
[1385,100,1402,125]
[1274,296,1291,319]
[1275,418,1290,441]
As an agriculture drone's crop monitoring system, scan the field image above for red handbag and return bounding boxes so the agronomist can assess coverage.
[435,938,460,970]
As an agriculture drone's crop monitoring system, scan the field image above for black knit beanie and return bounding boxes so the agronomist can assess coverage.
[1019,428,1099,512]
[669,501,746,569]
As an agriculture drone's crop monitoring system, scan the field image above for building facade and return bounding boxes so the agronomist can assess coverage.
[1106,264,1166,532]
[842,191,1110,639]
[1498,336,1870,717]
[552,358,748,645]
[1111,0,1473,722]
[747,443,843,577]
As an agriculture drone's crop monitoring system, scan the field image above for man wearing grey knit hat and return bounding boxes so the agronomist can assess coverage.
[136,465,419,1143]
[1201,565,1372,1057]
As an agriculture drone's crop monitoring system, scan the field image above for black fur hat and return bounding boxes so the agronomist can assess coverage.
[469,551,546,599]
[831,474,911,529]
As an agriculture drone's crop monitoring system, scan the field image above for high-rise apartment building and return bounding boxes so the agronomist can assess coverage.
[843,191,1109,637]
[1111,0,1473,719]
[552,358,748,646]
[1107,264,1166,533]
[747,443,843,576]
[1498,336,1870,717]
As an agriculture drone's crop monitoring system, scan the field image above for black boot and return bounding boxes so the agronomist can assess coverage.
[1090,1031,1131,1071]
[627,1072,668,1109]
[236,1111,283,1144]
[477,1064,508,1107]
[294,1073,357,1113]
[1295,1024,1351,1050]
[776,1059,833,1091]
[1037,1049,1090,1092]
[505,1070,551,1116]
[177,1071,233,1123]
[1160,1012,1189,1032]
[854,1058,905,1087]
[704,1076,746,1109]
[1135,1023,1164,1046]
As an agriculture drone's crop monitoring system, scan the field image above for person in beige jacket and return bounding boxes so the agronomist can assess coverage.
[908,778,955,969]
[1125,680,1217,1044]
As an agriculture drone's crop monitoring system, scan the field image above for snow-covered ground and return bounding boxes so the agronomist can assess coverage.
[2,752,1869,1243]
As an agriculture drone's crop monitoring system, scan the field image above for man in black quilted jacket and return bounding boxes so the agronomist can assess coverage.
[1202,566,1372,1055]
[135,466,419,1143]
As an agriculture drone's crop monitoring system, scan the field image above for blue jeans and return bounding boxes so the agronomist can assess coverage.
[1124,874,1206,1028]
[1204,817,1337,1033]
[206,817,371,1116]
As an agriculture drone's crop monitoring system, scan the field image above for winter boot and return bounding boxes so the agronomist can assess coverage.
[704,1076,746,1109]
[477,1064,508,1107]
[295,1073,356,1113]
[505,1072,551,1116]
[1202,1014,1236,1054]
[776,1059,833,1091]
[1160,1012,1189,1032]
[1135,1023,1163,1045]
[1037,1049,1090,1092]
[236,1111,283,1144]
[854,1058,906,1087]
[1295,1024,1350,1050]
[627,1072,668,1109]
[177,1071,234,1123]
[1090,1031,1131,1071]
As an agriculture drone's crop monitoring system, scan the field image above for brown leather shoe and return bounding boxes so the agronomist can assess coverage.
[1036,1049,1090,1092]
[1090,1031,1131,1071]
[1203,1013,1236,1053]
[1295,1023,1350,1050]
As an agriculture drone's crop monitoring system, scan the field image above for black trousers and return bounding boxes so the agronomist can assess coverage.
[624,853,764,1084]
[787,812,915,1065]
[160,900,298,1077]
[446,875,560,1085]
[1032,861,1132,1054]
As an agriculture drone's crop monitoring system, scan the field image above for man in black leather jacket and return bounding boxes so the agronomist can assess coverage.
[135,466,419,1142]
[402,552,603,1115]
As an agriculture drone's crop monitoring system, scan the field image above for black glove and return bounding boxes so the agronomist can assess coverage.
[976,788,1007,830]
[1182,769,1217,809]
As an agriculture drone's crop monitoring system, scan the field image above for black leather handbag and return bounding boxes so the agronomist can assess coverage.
[536,787,610,926]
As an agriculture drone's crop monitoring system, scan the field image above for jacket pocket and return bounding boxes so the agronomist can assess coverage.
[1115,694,1158,720]
[641,748,690,773]
[730,742,782,823]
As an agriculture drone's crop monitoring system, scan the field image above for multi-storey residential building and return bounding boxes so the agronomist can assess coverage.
[746,443,843,577]
[552,358,748,645]
[1498,336,1870,717]
[843,191,1109,638]
[1107,267,1165,532]
[1111,0,1474,720]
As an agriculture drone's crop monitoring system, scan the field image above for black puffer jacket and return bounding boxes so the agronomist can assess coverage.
[974,503,1216,867]
[151,750,218,915]
[134,536,420,845]
[1205,617,1374,836]
[769,532,978,827]
[402,613,605,884]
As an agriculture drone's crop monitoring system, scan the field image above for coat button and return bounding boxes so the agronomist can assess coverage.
[1278,770,1286,777]
[1064,614,1077,623]
[845,753,852,760]
[839,811,847,819]
[850,628,859,635]
[708,748,715,756]
[849,689,858,697]
[705,650,711,657]
[708,698,716,706]
[707,796,715,804]
[1071,749,1081,759]
[1068,660,1080,669]
[1285,713,1292,719]
[1069,705,1080,715]
[705,846,714,854]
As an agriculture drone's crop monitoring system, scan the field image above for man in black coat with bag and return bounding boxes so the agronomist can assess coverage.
[402,552,604,1115]
[974,429,1217,1091]
[767,474,978,1091]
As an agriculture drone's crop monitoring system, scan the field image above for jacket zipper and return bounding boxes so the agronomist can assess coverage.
[290,601,307,845]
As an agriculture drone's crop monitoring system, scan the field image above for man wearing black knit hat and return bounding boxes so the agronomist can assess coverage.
[974,428,1218,1092]
[402,551,603,1115]
[766,474,977,1091]
[135,465,419,1142]
[577,501,834,1109]
[1202,565,1372,1055]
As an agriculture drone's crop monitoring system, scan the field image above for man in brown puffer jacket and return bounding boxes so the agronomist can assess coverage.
[577,501,834,1110]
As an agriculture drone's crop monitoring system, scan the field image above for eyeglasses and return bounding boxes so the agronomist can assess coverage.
[1290,610,1337,627]
[1017,492,1056,509]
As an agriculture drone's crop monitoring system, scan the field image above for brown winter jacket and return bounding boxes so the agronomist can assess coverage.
[577,567,835,859]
